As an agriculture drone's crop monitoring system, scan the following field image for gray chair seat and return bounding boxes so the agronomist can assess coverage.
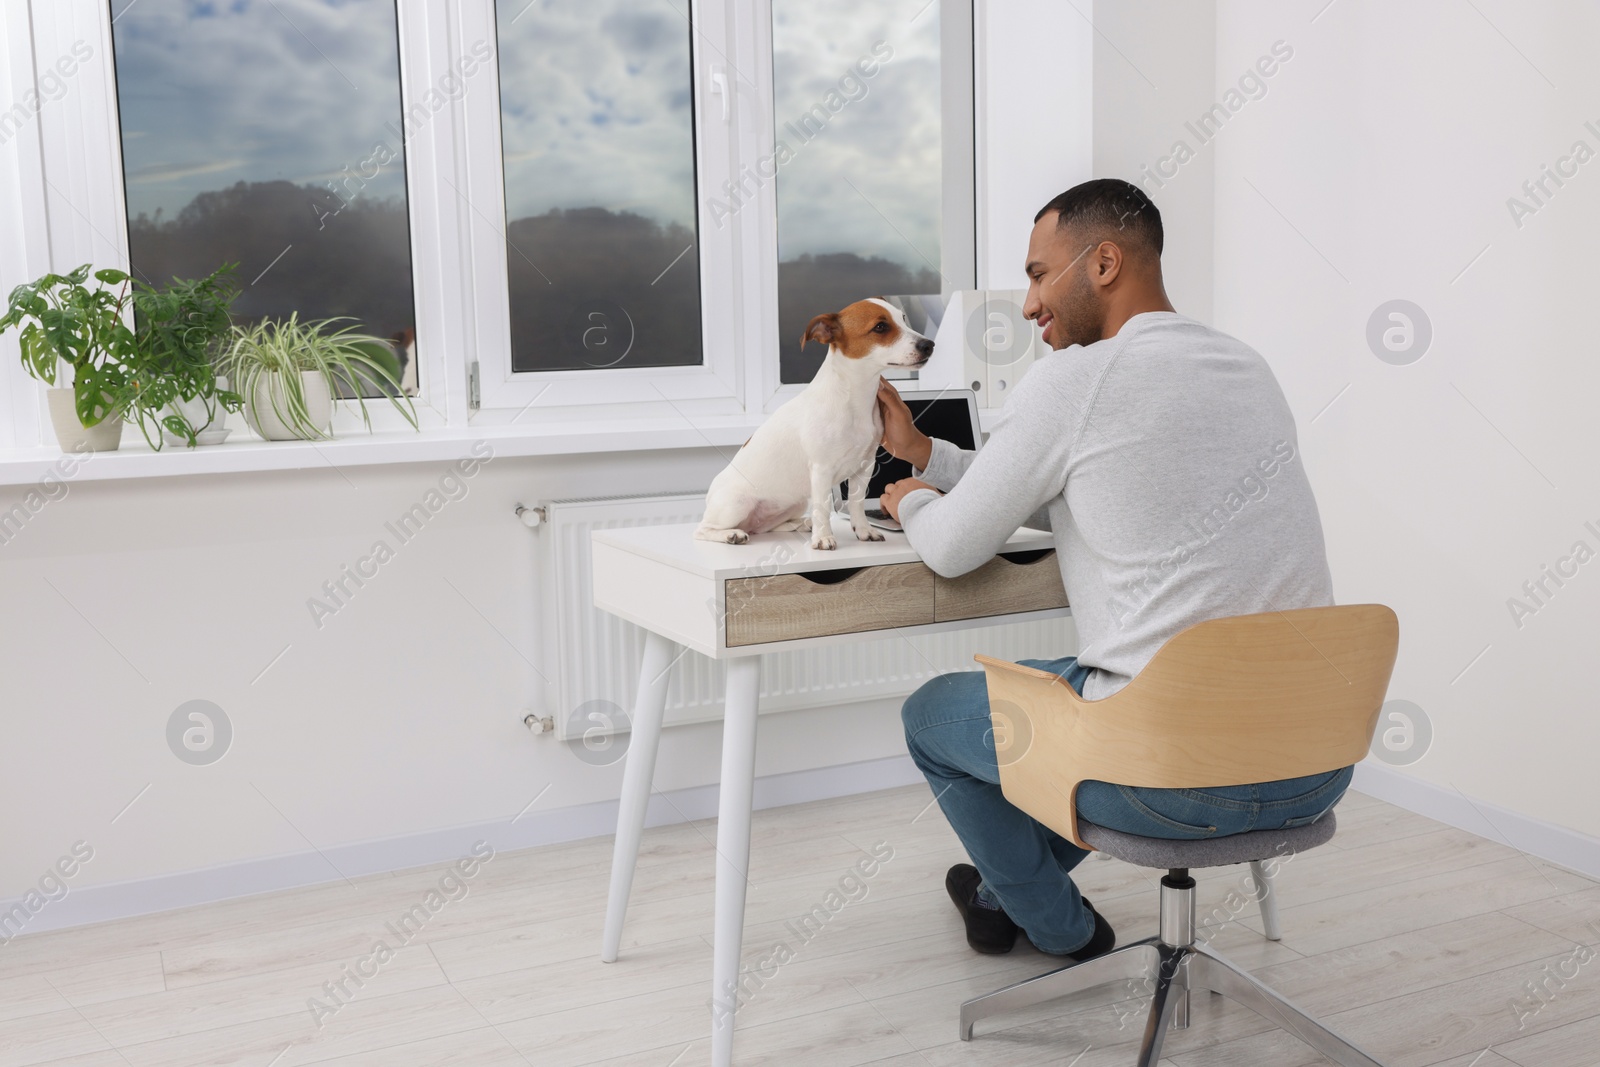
[1079,811,1337,870]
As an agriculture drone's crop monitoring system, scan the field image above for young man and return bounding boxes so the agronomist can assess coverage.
[877,179,1346,959]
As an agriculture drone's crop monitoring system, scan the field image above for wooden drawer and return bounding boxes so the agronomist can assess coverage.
[724,563,935,647]
[934,549,1068,622]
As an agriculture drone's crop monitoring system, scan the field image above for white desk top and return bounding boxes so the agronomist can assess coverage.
[591,514,1056,580]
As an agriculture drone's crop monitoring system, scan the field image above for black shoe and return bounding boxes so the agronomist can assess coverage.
[1030,897,1117,961]
[945,863,1018,954]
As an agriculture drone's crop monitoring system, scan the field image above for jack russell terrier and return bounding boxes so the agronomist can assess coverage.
[696,297,933,549]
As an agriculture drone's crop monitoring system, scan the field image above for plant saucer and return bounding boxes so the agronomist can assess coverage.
[162,426,232,447]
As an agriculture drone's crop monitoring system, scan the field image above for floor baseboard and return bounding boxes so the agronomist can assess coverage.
[1352,762,1600,880]
[4,754,928,940]
[14,756,1594,942]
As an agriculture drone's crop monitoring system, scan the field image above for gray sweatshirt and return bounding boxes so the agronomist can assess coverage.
[898,311,1334,700]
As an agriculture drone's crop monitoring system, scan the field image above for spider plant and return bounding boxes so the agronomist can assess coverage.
[222,315,417,441]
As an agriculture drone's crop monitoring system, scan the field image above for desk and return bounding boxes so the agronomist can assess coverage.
[592,515,1071,1065]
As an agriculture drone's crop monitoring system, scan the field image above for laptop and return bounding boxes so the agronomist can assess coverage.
[839,388,983,532]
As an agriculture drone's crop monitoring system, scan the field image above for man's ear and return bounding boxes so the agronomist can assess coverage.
[802,313,840,349]
[1092,240,1123,286]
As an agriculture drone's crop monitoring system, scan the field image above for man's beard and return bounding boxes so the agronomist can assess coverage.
[1050,267,1104,349]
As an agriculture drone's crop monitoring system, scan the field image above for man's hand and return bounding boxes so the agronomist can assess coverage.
[877,378,933,471]
[881,478,938,522]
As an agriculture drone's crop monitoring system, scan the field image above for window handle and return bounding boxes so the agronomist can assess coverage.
[709,67,729,122]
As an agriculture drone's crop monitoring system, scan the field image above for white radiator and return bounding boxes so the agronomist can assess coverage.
[540,493,1076,739]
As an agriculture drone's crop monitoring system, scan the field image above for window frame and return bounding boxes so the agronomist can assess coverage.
[459,0,748,423]
[4,0,975,458]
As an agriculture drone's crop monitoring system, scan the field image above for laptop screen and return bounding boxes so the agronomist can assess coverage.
[844,394,981,501]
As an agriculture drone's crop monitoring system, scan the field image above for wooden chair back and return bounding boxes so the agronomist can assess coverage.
[978,604,1400,849]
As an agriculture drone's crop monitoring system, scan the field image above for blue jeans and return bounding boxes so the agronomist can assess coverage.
[902,655,1354,954]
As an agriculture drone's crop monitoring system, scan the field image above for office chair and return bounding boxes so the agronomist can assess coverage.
[964,604,1400,1066]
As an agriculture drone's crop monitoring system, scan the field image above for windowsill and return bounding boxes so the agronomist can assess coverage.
[0,414,769,487]
[0,407,1004,488]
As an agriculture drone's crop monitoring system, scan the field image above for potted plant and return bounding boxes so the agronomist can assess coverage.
[0,265,138,452]
[222,315,418,441]
[126,264,244,449]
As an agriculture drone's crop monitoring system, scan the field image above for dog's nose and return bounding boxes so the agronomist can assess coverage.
[914,338,934,357]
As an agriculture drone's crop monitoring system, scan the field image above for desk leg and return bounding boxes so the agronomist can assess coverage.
[710,656,761,1067]
[600,630,677,964]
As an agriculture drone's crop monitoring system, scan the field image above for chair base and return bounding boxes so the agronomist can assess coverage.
[959,873,1386,1066]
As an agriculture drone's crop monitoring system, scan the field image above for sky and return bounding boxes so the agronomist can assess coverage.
[113,0,410,222]
[112,0,944,271]
[770,0,943,272]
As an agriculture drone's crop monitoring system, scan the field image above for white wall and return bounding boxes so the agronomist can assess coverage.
[974,0,1094,289]
[991,0,1598,857]
[1210,0,1600,839]
[979,0,1215,314]
[1092,0,1217,321]
[0,449,927,909]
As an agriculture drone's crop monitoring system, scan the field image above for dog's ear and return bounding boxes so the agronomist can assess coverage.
[802,313,840,349]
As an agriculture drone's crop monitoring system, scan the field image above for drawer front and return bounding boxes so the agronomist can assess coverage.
[934,549,1068,622]
[724,563,935,647]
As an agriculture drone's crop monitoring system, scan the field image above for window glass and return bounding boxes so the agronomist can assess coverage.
[110,0,420,395]
[495,0,703,373]
[772,0,944,384]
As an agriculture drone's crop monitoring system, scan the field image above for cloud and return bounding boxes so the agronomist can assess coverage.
[496,0,696,226]
[112,0,944,273]
[125,158,247,184]
[771,0,943,272]
[113,0,410,220]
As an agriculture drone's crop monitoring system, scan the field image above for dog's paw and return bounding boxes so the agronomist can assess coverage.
[810,531,838,551]
[723,529,750,544]
[853,524,885,542]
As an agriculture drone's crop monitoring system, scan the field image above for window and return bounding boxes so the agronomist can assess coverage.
[772,0,947,384]
[9,0,973,458]
[109,0,419,394]
[494,0,703,373]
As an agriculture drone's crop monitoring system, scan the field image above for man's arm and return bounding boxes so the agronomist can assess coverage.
[914,436,976,493]
[877,379,977,492]
[879,383,1046,528]
[892,375,1078,576]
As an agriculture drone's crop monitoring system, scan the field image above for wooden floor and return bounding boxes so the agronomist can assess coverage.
[2,785,1598,1066]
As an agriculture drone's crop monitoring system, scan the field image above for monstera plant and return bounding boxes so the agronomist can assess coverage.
[0,265,140,451]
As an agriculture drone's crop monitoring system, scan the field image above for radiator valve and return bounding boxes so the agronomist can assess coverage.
[515,504,546,529]
[524,712,555,734]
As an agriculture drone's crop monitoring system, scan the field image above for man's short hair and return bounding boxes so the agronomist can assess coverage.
[1034,178,1163,257]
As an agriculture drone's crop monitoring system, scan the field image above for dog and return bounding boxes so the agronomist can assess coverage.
[695,297,934,549]
[390,327,418,396]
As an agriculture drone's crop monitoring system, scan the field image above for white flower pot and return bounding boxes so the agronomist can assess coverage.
[161,376,232,447]
[245,370,332,441]
[46,387,122,452]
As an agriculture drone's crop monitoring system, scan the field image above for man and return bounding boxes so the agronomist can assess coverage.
[876,179,1345,959]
